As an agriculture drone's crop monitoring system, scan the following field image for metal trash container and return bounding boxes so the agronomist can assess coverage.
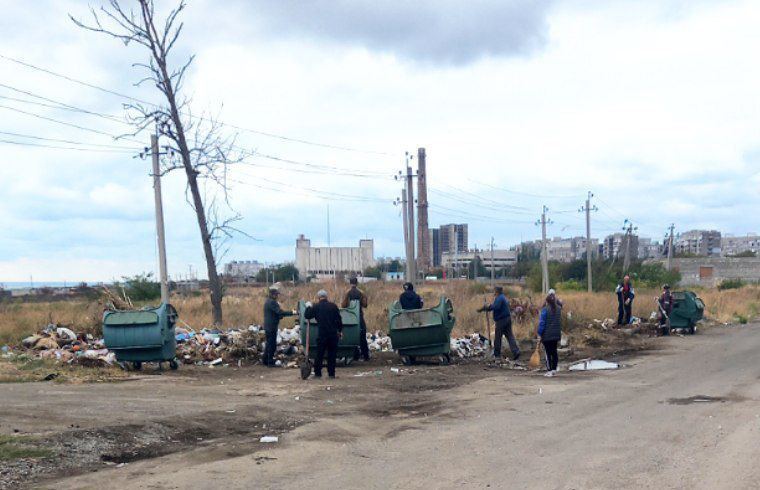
[298,299,361,366]
[103,303,179,370]
[669,291,704,334]
[388,296,455,365]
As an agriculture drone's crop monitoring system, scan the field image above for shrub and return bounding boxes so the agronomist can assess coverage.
[718,279,745,291]
[121,273,161,301]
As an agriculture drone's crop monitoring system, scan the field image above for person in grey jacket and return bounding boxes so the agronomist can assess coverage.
[262,287,296,367]
[537,289,562,377]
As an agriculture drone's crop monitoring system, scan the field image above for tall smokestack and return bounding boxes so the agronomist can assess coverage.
[416,147,431,273]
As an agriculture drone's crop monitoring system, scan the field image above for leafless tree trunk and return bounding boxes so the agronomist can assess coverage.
[72,0,241,325]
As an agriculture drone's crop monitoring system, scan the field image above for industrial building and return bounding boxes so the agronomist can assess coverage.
[675,230,722,257]
[441,249,517,276]
[295,234,376,280]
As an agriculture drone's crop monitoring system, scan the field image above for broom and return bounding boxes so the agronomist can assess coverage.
[528,339,542,369]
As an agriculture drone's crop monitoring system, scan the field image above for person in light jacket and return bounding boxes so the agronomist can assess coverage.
[537,289,562,377]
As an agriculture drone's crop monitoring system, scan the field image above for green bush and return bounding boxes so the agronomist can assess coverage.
[121,273,161,301]
[555,279,585,291]
[718,279,745,290]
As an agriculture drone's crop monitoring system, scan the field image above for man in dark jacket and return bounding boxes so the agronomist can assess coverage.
[399,282,423,310]
[262,287,296,367]
[657,284,673,335]
[304,290,343,378]
[479,286,520,360]
[342,277,370,361]
[615,275,635,325]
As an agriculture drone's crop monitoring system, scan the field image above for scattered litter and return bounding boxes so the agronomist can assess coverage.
[260,436,279,443]
[353,370,383,377]
[294,396,300,401]
[390,367,400,374]
[569,360,619,371]
[225,410,236,413]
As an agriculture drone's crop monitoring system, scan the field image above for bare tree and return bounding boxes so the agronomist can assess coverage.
[72,0,242,324]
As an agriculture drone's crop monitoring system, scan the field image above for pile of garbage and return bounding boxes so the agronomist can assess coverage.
[15,324,116,367]
[450,334,490,358]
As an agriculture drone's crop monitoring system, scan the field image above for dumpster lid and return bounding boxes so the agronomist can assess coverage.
[104,310,159,325]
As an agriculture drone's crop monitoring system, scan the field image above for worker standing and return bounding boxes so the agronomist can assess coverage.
[657,284,673,335]
[537,289,562,377]
[342,277,370,361]
[304,290,343,379]
[478,286,519,360]
[262,286,296,367]
[615,275,635,326]
[399,282,423,310]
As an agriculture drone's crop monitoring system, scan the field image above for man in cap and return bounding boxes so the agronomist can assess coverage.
[262,286,296,367]
[304,290,343,378]
[657,284,673,335]
[342,277,370,361]
[399,282,423,310]
[478,285,519,360]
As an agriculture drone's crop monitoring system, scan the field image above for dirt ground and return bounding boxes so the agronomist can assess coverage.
[2,324,758,489]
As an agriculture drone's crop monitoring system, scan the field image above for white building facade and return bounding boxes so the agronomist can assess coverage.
[295,234,376,279]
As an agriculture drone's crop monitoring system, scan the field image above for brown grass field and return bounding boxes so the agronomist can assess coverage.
[1,281,759,345]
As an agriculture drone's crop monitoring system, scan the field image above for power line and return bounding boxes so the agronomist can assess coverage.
[0,138,137,153]
[0,130,139,150]
[439,183,530,211]
[468,178,580,199]
[0,104,142,143]
[0,52,390,156]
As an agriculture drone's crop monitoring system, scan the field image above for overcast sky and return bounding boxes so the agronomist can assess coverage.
[1,0,759,283]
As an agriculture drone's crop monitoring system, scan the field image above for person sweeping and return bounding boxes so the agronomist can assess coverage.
[537,289,562,377]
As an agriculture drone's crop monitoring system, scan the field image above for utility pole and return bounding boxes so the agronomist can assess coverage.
[666,223,675,271]
[395,189,411,283]
[536,206,551,294]
[405,153,417,284]
[490,237,495,287]
[416,147,430,274]
[580,192,598,292]
[622,220,638,273]
[150,133,169,304]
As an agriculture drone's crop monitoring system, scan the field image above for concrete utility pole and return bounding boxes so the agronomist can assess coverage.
[396,189,411,282]
[405,153,417,283]
[150,133,169,304]
[490,237,495,287]
[416,147,430,275]
[537,206,550,294]
[622,220,637,273]
[580,192,598,292]
[666,224,675,271]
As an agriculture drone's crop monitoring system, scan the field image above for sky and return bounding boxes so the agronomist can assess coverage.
[1,0,759,283]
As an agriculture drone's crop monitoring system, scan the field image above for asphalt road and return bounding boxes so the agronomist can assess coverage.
[40,323,760,489]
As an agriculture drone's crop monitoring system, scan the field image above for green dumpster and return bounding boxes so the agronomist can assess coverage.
[103,303,179,370]
[669,291,704,334]
[388,296,455,365]
[298,299,361,366]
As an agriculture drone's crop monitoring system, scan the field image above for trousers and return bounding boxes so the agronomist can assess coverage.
[494,317,520,359]
[617,302,632,325]
[263,327,277,366]
[542,339,559,371]
[314,333,339,377]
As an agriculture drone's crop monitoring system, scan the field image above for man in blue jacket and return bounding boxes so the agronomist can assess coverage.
[479,286,520,360]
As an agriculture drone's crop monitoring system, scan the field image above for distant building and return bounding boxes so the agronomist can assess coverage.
[441,249,517,276]
[224,260,265,280]
[295,234,376,280]
[431,224,468,267]
[385,271,405,281]
[721,234,759,257]
[638,238,664,259]
[545,236,599,262]
[603,233,639,261]
[430,228,441,267]
[675,230,722,257]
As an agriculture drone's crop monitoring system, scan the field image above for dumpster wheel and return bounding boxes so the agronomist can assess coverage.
[439,353,451,366]
[342,357,353,366]
[132,361,142,371]
[401,355,416,366]
[169,359,179,370]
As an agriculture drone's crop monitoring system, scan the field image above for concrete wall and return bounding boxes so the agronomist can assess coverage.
[655,257,760,287]
[295,235,376,278]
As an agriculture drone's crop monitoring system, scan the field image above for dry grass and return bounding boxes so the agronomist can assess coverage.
[2,282,759,345]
